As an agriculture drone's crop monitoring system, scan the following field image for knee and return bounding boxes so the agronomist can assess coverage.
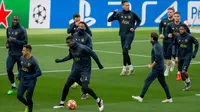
[26,96,33,102]
[7,67,13,73]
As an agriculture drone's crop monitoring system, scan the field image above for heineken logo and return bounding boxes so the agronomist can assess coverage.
[0,0,12,28]
[33,4,47,24]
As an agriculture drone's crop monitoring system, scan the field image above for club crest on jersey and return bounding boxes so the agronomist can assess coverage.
[128,16,131,19]
[164,22,166,25]
[185,39,188,42]
[81,38,84,42]
[15,32,18,35]
[21,61,23,64]
[28,63,31,67]
[121,16,123,18]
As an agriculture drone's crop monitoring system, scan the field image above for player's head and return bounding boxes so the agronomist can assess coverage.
[12,15,19,26]
[122,0,130,11]
[179,24,187,34]
[66,36,75,48]
[73,14,80,22]
[150,32,158,43]
[22,45,32,57]
[167,7,175,18]
[174,12,180,22]
[78,22,86,30]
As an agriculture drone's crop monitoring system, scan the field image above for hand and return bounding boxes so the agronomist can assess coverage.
[98,64,104,69]
[159,34,164,39]
[192,54,196,58]
[168,33,172,38]
[114,9,118,13]
[6,42,10,48]
[130,28,135,32]
[147,64,153,68]
[55,58,62,63]
[8,37,16,42]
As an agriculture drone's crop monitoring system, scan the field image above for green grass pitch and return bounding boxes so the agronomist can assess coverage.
[0,28,200,112]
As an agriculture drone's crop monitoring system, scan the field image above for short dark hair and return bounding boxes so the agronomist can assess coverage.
[174,11,180,15]
[168,7,175,12]
[23,45,32,52]
[73,14,80,19]
[78,21,86,26]
[180,24,188,30]
[66,36,74,42]
[151,32,158,41]
[121,0,128,5]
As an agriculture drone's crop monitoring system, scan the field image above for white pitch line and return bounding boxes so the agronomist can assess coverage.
[1,61,200,76]
[0,40,150,49]
[44,44,151,58]
[0,65,147,76]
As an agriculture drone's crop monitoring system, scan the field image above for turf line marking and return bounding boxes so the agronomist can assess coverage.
[1,62,200,76]
[44,45,151,58]
[0,40,150,49]
[0,65,147,76]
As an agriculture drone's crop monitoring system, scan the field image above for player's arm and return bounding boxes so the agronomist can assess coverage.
[85,24,92,36]
[108,10,119,22]
[55,50,73,63]
[84,46,103,69]
[191,35,199,58]
[131,12,141,30]
[12,28,28,45]
[159,20,163,35]
[6,28,10,48]
[67,23,76,34]
[186,26,191,34]
[165,24,172,38]
[172,35,178,57]
[149,45,162,68]
[86,34,93,49]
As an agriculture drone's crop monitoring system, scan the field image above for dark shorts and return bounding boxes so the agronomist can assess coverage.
[163,43,173,60]
[120,33,134,50]
[178,57,191,72]
[68,70,91,84]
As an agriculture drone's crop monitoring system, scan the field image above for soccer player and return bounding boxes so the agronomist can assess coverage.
[17,45,42,112]
[173,24,199,91]
[71,21,93,99]
[159,7,175,77]
[67,13,92,36]
[6,15,28,95]
[165,11,190,80]
[108,0,141,75]
[53,36,104,111]
[132,32,172,103]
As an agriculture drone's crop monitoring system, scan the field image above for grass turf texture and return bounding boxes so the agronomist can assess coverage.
[0,28,200,112]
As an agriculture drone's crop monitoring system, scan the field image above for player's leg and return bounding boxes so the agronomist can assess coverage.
[157,72,172,103]
[53,76,75,108]
[81,74,104,111]
[164,44,174,76]
[124,33,134,75]
[6,55,17,95]
[120,37,127,75]
[17,82,28,112]
[132,70,158,102]
[75,79,88,100]
[71,63,79,88]
[182,57,192,91]
[175,57,181,80]
[26,81,36,112]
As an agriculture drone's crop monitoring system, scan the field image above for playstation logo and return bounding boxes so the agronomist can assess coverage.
[69,0,96,27]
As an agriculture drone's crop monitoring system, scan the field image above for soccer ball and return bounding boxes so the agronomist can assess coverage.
[33,4,47,24]
[66,100,77,110]
[184,20,190,26]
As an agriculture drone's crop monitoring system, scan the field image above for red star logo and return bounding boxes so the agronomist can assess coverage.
[0,0,12,28]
